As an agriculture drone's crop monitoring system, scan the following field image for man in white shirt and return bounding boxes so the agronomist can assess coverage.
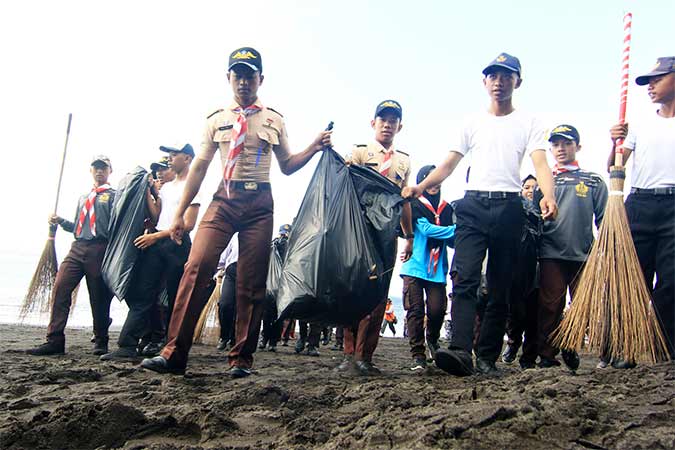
[404,52,558,376]
[101,143,201,360]
[609,56,675,362]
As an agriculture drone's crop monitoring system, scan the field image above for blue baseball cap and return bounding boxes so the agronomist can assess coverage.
[482,52,522,77]
[228,47,263,73]
[159,143,195,158]
[374,100,403,120]
[279,224,291,235]
[636,56,675,86]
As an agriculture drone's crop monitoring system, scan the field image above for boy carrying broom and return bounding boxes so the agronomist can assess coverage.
[609,56,675,362]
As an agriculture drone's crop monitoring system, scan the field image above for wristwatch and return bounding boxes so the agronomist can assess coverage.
[403,233,415,240]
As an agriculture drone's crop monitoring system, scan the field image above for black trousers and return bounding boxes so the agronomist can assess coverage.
[626,193,675,359]
[118,236,191,348]
[450,195,524,362]
[261,296,282,346]
[298,321,321,347]
[217,262,238,344]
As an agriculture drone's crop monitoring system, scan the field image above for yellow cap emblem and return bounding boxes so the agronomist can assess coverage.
[496,55,507,62]
[380,101,400,109]
[232,50,256,60]
[552,125,572,133]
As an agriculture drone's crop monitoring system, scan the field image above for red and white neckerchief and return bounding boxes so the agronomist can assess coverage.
[418,196,448,275]
[380,149,393,177]
[75,184,111,237]
[223,105,261,195]
[552,160,580,176]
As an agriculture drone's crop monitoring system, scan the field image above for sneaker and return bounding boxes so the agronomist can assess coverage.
[228,366,252,379]
[596,360,610,369]
[27,341,65,356]
[355,360,381,375]
[294,339,306,354]
[92,338,109,356]
[281,340,289,347]
[334,355,356,373]
[258,338,267,350]
[305,346,320,357]
[100,347,139,361]
[140,355,185,375]
[501,344,518,364]
[519,358,536,369]
[217,339,227,351]
[475,358,500,376]
[411,357,427,371]
[611,359,636,370]
[267,344,277,352]
[561,349,580,370]
[434,348,474,376]
[142,342,162,357]
[538,357,561,368]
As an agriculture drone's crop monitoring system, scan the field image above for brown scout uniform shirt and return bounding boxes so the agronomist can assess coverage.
[198,99,289,182]
[350,141,411,189]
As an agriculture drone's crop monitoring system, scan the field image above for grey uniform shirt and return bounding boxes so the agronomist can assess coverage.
[537,169,607,261]
[61,189,116,241]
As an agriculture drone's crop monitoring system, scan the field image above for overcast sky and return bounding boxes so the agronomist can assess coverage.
[1,0,673,302]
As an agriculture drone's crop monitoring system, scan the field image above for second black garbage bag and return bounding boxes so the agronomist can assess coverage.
[275,148,404,325]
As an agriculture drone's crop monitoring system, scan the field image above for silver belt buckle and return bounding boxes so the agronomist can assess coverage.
[244,182,258,191]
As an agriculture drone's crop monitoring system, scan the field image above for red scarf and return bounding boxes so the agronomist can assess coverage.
[552,160,580,176]
[76,184,111,237]
[418,196,448,275]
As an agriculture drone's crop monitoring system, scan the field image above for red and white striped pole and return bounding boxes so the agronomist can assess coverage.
[615,12,632,167]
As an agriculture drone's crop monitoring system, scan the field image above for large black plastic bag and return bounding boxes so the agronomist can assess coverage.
[102,166,150,300]
[265,242,283,301]
[275,148,404,325]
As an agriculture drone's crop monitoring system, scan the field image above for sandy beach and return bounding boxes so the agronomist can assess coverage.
[0,324,673,449]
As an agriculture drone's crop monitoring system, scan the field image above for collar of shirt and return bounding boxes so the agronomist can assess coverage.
[228,98,264,112]
[371,141,395,154]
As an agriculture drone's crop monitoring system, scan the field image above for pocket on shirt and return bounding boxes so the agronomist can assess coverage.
[214,128,232,144]
[257,129,280,147]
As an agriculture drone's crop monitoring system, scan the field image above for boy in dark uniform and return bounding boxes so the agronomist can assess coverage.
[28,156,116,356]
[609,56,675,361]
[141,47,332,378]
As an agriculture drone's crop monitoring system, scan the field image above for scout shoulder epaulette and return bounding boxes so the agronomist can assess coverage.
[266,107,283,117]
[396,150,409,156]
[356,144,367,147]
[207,109,224,119]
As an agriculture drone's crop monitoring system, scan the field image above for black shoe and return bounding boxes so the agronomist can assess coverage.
[142,342,162,357]
[140,356,186,375]
[475,358,500,376]
[355,360,381,376]
[334,355,356,373]
[282,340,289,347]
[294,339,306,354]
[561,349,580,370]
[501,344,518,364]
[305,346,320,357]
[434,348,474,376]
[228,366,252,378]
[538,357,561,368]
[611,359,636,369]
[100,347,139,361]
[217,339,227,351]
[267,343,277,352]
[519,358,536,369]
[411,357,427,371]
[27,341,65,356]
[321,339,329,346]
[92,338,109,356]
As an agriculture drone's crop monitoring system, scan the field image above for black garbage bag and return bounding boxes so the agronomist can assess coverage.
[102,166,150,300]
[275,148,404,325]
[265,241,284,301]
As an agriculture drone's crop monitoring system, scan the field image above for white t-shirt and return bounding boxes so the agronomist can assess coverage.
[624,112,675,189]
[156,178,202,231]
[217,233,239,270]
[454,110,548,192]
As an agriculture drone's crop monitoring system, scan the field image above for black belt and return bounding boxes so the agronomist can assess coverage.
[465,190,520,199]
[229,181,271,191]
[630,187,675,195]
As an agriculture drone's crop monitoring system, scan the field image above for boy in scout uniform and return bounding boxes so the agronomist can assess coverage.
[28,156,116,356]
[337,100,414,375]
[141,47,332,378]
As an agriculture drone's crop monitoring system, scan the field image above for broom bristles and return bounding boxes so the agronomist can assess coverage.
[553,168,669,363]
[193,278,222,345]
[19,239,58,319]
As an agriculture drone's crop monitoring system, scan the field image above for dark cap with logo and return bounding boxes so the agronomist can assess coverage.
[482,52,522,77]
[228,47,263,73]
[91,155,112,170]
[279,224,291,236]
[150,156,170,171]
[636,56,675,86]
[549,124,580,144]
[159,143,195,158]
[374,100,403,120]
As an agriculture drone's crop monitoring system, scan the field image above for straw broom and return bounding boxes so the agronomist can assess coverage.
[193,276,222,345]
[553,13,669,363]
[20,114,75,319]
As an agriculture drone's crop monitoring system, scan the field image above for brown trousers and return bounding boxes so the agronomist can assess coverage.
[402,276,447,359]
[160,187,274,369]
[47,239,112,343]
[537,259,584,359]
[344,300,387,362]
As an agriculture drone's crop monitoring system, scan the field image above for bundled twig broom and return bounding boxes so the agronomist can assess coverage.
[193,277,222,345]
[553,14,669,363]
[19,114,75,319]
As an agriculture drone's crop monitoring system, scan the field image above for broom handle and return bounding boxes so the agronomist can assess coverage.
[53,113,72,215]
[614,12,632,168]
